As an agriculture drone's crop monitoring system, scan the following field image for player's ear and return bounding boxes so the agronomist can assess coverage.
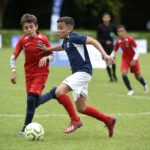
[68,25,73,33]
[35,24,38,30]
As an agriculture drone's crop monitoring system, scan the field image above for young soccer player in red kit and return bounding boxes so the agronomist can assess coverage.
[38,16,116,137]
[10,13,81,135]
[111,25,148,95]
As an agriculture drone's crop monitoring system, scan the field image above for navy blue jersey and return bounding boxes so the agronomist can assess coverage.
[62,32,92,75]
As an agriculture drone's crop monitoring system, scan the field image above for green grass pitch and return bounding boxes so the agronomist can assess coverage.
[0,48,150,150]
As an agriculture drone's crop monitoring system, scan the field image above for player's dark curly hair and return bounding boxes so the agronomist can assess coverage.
[57,16,74,28]
[20,13,38,26]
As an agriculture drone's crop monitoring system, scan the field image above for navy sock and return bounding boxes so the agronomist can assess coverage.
[36,87,57,108]
[139,76,146,86]
[106,66,112,79]
[112,64,117,77]
[122,76,132,90]
[24,94,37,127]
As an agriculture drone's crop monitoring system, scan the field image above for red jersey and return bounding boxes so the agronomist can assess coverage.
[114,36,137,61]
[13,31,53,75]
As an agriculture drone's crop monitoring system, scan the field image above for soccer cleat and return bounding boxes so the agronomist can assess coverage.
[64,120,83,134]
[127,90,134,96]
[105,117,116,137]
[109,77,114,82]
[113,75,118,82]
[19,126,26,135]
[19,130,25,135]
[144,83,149,94]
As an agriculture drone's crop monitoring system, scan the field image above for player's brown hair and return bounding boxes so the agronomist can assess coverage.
[117,25,126,30]
[20,13,38,26]
[57,16,74,28]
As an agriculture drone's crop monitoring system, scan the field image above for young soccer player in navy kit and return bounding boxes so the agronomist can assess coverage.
[97,12,118,82]
[111,25,149,95]
[10,14,82,135]
[38,16,116,137]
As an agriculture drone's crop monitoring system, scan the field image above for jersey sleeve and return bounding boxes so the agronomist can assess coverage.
[113,40,119,52]
[71,34,87,44]
[13,38,23,58]
[130,37,137,48]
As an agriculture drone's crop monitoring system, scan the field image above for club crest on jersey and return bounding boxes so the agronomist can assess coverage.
[37,40,42,46]
[125,43,129,47]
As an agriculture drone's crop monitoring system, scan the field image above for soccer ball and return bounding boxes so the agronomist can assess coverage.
[24,122,44,141]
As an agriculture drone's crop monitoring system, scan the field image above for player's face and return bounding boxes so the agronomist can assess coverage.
[117,28,126,39]
[57,22,72,39]
[23,22,38,38]
[102,14,111,24]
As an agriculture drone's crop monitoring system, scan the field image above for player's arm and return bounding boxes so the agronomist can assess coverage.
[130,46,139,67]
[130,38,139,67]
[38,40,55,67]
[10,39,22,84]
[38,44,64,52]
[110,40,119,58]
[86,36,114,65]
[10,54,17,84]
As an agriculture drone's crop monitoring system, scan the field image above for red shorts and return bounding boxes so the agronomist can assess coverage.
[25,73,49,96]
[121,59,140,74]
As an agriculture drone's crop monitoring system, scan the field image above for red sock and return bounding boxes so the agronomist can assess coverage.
[82,106,110,124]
[57,94,79,122]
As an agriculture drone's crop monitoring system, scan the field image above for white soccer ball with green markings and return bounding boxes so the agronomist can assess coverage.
[24,122,44,141]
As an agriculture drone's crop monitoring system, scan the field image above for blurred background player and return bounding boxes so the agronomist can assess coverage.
[10,13,82,135]
[111,25,149,95]
[97,12,118,82]
[38,16,116,137]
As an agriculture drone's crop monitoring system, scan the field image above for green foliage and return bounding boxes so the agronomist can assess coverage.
[0,48,150,150]
[75,0,123,16]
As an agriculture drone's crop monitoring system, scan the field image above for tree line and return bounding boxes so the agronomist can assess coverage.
[0,0,150,30]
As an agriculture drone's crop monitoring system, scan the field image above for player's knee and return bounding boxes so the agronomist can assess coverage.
[55,89,64,97]
[76,105,86,113]
[135,74,140,80]
[27,92,38,106]
[122,72,127,77]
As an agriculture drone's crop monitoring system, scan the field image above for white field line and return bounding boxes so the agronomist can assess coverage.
[0,112,150,118]
[106,93,150,100]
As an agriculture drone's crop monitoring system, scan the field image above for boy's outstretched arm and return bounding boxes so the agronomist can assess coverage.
[38,44,64,52]
[86,36,114,65]
[10,55,17,84]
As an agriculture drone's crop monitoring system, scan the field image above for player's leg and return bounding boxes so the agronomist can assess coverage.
[55,83,82,133]
[134,74,148,93]
[74,95,116,137]
[112,63,118,82]
[121,60,134,95]
[19,74,48,135]
[132,60,149,93]
[121,70,134,95]
[36,86,58,107]
[19,92,38,135]
[106,65,113,82]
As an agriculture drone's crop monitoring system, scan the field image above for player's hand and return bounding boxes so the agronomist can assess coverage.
[130,60,136,67]
[104,55,114,66]
[11,71,17,84]
[106,40,112,45]
[37,44,49,53]
[39,56,48,67]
